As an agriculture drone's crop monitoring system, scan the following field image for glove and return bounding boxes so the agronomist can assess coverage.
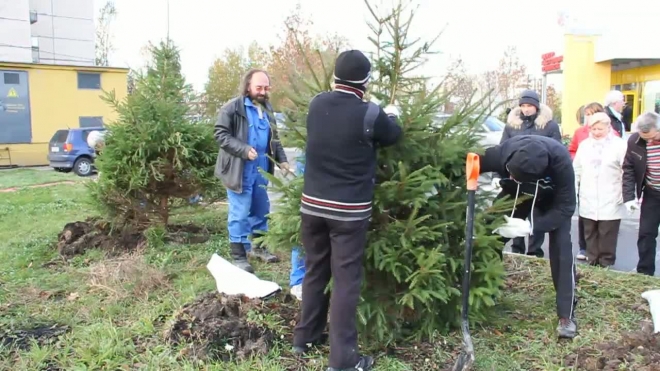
[493,216,531,239]
[624,200,639,214]
[384,104,400,118]
[491,177,501,190]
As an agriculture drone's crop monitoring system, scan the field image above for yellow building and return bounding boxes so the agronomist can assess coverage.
[0,62,128,167]
[561,31,660,135]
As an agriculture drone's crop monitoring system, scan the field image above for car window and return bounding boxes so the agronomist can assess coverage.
[50,130,69,143]
[484,117,505,132]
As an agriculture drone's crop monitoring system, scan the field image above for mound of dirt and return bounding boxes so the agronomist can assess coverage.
[0,323,69,351]
[56,219,145,258]
[565,331,660,370]
[56,219,212,258]
[165,292,298,362]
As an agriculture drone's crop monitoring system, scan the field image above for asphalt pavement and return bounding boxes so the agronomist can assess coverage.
[274,148,660,277]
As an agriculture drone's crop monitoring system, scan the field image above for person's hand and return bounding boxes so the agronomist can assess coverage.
[493,216,531,238]
[279,162,291,174]
[491,177,501,190]
[384,104,401,118]
[247,147,257,160]
[625,200,639,215]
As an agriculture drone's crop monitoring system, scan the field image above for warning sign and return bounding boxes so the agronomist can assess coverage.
[6,88,18,98]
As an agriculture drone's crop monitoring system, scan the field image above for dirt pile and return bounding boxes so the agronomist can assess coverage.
[56,219,211,258]
[565,331,660,370]
[165,292,298,362]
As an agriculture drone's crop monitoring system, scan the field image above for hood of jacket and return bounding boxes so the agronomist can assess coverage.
[482,135,554,182]
[506,104,554,130]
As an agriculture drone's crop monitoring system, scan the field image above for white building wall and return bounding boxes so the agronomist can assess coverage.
[0,0,33,63]
[29,0,95,65]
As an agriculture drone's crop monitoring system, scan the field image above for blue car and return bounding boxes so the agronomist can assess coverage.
[48,127,105,176]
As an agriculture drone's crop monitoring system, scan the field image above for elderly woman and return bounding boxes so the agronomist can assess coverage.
[568,102,622,260]
[622,112,660,275]
[573,112,627,267]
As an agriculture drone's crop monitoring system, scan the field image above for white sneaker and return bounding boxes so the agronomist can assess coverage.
[291,284,303,301]
[576,250,586,260]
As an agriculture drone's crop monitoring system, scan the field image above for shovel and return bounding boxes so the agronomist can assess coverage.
[452,152,480,371]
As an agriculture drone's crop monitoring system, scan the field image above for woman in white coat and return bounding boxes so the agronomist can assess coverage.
[573,112,627,267]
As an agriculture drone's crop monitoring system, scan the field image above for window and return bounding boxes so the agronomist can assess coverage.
[50,130,70,144]
[484,117,505,132]
[3,73,19,85]
[77,73,101,89]
[79,116,104,128]
[29,11,38,24]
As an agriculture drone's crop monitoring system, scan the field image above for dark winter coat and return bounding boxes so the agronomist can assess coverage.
[481,135,576,233]
[622,133,648,202]
[605,106,626,137]
[301,91,402,221]
[500,104,562,143]
[213,97,288,193]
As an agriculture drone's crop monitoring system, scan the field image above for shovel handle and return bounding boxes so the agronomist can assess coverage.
[466,153,480,191]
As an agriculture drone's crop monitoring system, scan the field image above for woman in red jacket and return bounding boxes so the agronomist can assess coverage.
[568,103,620,159]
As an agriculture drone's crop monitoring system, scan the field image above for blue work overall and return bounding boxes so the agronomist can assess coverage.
[290,156,306,287]
[226,98,271,251]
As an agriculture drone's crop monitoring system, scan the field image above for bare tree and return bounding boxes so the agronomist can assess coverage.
[95,1,117,66]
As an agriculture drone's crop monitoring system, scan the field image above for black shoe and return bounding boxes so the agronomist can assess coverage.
[327,355,374,371]
[229,242,254,273]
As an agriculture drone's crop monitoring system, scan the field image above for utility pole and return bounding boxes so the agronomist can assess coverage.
[166,0,170,41]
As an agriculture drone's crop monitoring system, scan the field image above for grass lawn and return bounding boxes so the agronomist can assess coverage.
[0,168,82,190]
[1,169,659,371]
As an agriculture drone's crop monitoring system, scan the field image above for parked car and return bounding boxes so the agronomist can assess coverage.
[433,113,505,148]
[432,113,506,196]
[48,127,105,176]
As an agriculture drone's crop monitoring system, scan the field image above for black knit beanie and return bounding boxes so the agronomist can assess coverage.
[519,89,540,110]
[334,50,371,92]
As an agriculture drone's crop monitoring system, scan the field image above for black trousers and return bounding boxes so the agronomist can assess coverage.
[578,217,587,250]
[637,188,660,276]
[496,191,577,319]
[293,213,369,369]
[582,217,620,267]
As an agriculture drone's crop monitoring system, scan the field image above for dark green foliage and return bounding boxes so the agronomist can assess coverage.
[262,0,512,344]
[88,41,223,228]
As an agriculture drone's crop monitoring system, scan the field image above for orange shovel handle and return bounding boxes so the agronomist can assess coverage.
[466,153,480,191]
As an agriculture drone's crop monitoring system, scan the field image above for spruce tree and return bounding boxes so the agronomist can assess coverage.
[262,0,511,343]
[88,41,222,228]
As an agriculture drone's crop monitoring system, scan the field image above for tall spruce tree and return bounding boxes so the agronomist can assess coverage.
[88,41,222,228]
[262,0,512,343]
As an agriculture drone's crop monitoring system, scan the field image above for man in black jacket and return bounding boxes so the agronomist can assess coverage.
[292,50,402,371]
[498,90,562,258]
[481,135,578,339]
[213,69,288,273]
[622,112,660,276]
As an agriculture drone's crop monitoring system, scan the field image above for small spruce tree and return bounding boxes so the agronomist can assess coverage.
[262,0,512,344]
[88,41,222,229]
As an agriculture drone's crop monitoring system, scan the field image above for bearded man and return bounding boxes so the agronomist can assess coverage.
[214,69,289,273]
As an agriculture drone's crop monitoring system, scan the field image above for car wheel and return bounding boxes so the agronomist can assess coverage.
[73,158,93,177]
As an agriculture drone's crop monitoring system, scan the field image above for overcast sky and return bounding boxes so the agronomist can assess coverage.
[96,0,653,92]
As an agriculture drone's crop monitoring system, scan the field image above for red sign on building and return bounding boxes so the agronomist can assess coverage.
[541,52,563,73]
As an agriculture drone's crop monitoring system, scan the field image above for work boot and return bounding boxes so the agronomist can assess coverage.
[248,234,280,263]
[327,356,375,371]
[557,318,577,339]
[230,242,254,273]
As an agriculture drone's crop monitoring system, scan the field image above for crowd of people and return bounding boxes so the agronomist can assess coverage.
[212,49,660,371]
